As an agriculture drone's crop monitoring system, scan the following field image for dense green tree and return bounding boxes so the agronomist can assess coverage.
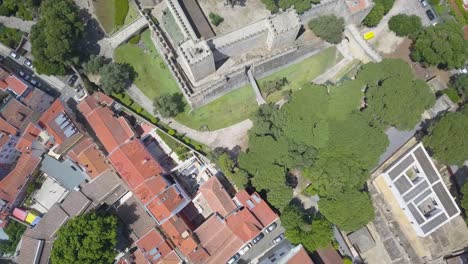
[263,77,288,98]
[0,221,26,255]
[0,24,24,48]
[261,0,319,13]
[319,189,375,232]
[361,59,435,130]
[363,0,395,27]
[411,22,468,69]
[51,213,117,264]
[153,93,186,118]
[423,109,468,165]
[388,14,422,38]
[83,55,109,74]
[99,63,133,94]
[450,74,468,101]
[308,15,345,44]
[30,0,83,75]
[461,181,468,217]
[281,205,333,252]
[216,152,249,189]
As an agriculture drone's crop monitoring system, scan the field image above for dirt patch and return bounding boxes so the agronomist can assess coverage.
[383,39,450,83]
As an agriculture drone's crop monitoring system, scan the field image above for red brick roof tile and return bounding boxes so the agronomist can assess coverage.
[0,117,17,135]
[136,229,176,264]
[146,185,185,223]
[4,76,28,96]
[15,123,41,154]
[235,190,278,227]
[67,137,109,179]
[226,208,262,242]
[108,140,164,189]
[287,245,314,264]
[0,98,34,131]
[134,177,168,204]
[198,177,236,217]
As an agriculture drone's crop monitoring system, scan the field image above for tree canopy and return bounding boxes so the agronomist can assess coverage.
[411,22,468,69]
[360,59,435,130]
[388,14,422,38]
[308,15,345,44]
[30,0,83,75]
[363,0,395,27]
[450,74,468,101]
[461,181,468,220]
[51,213,117,264]
[423,108,468,165]
[153,93,186,118]
[318,189,375,232]
[281,204,333,252]
[0,221,26,255]
[261,0,319,13]
[83,55,109,74]
[99,63,134,94]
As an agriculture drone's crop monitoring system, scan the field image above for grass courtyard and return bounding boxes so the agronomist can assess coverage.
[258,47,342,103]
[174,85,257,131]
[93,0,140,34]
[114,29,180,99]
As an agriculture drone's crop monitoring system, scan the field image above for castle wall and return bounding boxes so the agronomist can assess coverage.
[166,0,198,40]
[300,0,372,25]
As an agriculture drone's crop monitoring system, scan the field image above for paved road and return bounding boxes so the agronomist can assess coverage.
[126,84,253,150]
[0,16,35,33]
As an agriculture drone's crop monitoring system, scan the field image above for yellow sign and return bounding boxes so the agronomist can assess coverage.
[25,212,37,224]
[363,31,375,40]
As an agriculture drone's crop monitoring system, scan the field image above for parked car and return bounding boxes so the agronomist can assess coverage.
[420,0,428,7]
[75,84,83,92]
[23,74,30,81]
[226,253,240,264]
[10,51,19,59]
[272,233,285,245]
[252,232,265,244]
[67,74,78,86]
[19,71,25,77]
[265,222,277,234]
[30,79,38,86]
[23,58,33,68]
[426,9,435,20]
[238,243,252,256]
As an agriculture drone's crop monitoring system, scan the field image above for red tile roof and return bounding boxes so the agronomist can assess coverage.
[136,229,177,264]
[108,140,164,189]
[235,190,278,227]
[80,106,134,153]
[38,99,73,146]
[287,245,314,264]
[4,76,28,96]
[316,247,342,264]
[0,154,41,225]
[198,177,236,217]
[226,208,262,242]
[15,123,41,154]
[0,98,34,131]
[0,117,17,135]
[146,185,185,223]
[193,214,243,264]
[67,137,109,179]
[134,177,168,204]
[78,92,114,118]
[20,88,54,113]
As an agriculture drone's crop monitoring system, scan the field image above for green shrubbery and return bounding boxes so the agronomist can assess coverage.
[444,88,461,102]
[0,0,37,20]
[261,0,319,13]
[388,14,422,38]
[0,221,26,255]
[128,33,141,44]
[363,0,395,27]
[114,0,129,27]
[209,12,224,26]
[308,15,345,44]
[0,25,24,49]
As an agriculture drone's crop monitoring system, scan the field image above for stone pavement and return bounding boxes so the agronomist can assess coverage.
[126,84,253,150]
[0,15,35,33]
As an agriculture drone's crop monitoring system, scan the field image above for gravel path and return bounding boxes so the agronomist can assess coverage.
[126,85,253,150]
[0,16,34,32]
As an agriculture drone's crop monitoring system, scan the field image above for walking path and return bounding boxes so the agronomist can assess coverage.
[247,69,266,105]
[126,85,253,150]
[0,16,35,33]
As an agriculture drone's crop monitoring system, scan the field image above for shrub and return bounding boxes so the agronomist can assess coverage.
[168,129,176,135]
[209,12,224,26]
[0,25,24,49]
[444,88,461,102]
[114,0,129,27]
[308,15,345,44]
[128,34,141,44]
[363,0,395,27]
[388,14,422,38]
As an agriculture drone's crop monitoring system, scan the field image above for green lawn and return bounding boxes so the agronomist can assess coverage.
[258,47,341,103]
[94,0,140,34]
[174,85,258,131]
[114,30,180,99]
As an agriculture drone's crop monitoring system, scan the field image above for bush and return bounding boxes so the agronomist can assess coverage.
[308,15,345,44]
[444,88,461,102]
[209,12,224,26]
[168,129,176,135]
[0,221,26,254]
[114,0,129,27]
[363,0,395,27]
[388,14,422,38]
[0,25,23,49]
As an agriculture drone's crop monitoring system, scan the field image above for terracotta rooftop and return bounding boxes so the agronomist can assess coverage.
[67,137,109,179]
[136,229,176,264]
[4,75,28,96]
[15,123,41,154]
[38,99,82,147]
[145,185,186,224]
[287,245,314,264]
[315,247,342,264]
[226,207,263,242]
[0,116,17,135]
[20,88,54,113]
[0,154,40,204]
[78,92,114,117]
[134,176,168,204]
[0,98,36,132]
[235,190,278,227]
[194,214,244,264]
[109,140,164,189]
[198,177,236,217]
[78,102,134,153]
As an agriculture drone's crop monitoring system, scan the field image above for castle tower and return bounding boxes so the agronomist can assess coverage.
[266,9,302,50]
[178,40,215,82]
